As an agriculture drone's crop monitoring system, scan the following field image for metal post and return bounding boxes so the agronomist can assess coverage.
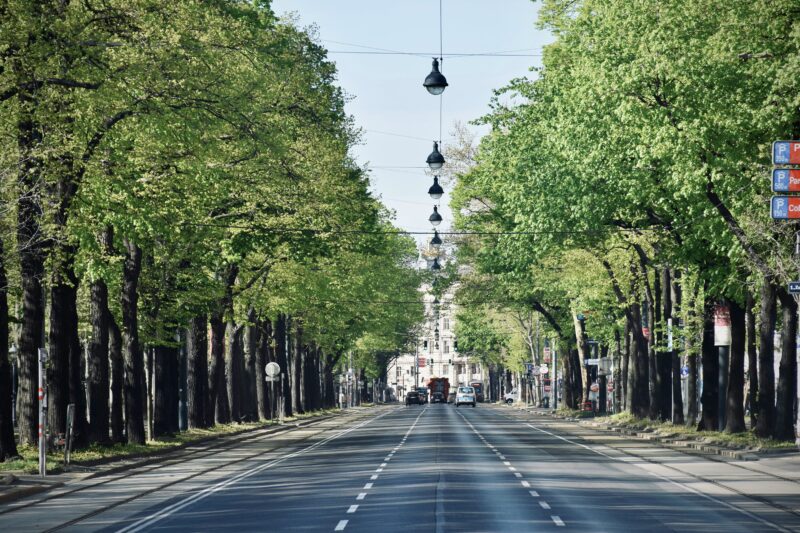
[279,372,285,424]
[64,403,75,469]
[38,348,47,478]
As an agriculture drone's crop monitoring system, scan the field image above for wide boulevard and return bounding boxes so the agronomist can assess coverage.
[1,404,798,532]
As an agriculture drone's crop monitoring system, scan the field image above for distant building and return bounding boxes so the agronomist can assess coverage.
[386,284,485,400]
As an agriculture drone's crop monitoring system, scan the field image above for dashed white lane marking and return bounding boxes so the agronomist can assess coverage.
[539,501,551,510]
[335,520,348,531]
[357,493,366,500]
[508,466,517,471]
[375,468,383,472]
[521,481,530,488]
[347,505,359,514]
[514,472,522,478]
[370,474,378,480]
[529,490,539,497]
[552,516,565,527]
[503,461,511,466]
[380,463,387,467]
[499,455,506,460]
[364,483,373,489]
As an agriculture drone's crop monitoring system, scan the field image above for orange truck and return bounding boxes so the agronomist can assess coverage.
[427,377,450,403]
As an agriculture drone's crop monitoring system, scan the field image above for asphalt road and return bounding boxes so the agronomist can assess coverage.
[1,404,799,532]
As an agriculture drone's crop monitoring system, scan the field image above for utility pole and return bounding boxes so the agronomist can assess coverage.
[552,340,558,411]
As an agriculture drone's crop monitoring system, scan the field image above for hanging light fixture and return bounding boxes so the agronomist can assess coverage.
[426,141,445,171]
[431,257,442,271]
[423,58,448,95]
[430,230,442,251]
[428,176,444,200]
[429,206,442,226]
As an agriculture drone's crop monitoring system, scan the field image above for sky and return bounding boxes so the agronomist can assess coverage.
[270,0,553,245]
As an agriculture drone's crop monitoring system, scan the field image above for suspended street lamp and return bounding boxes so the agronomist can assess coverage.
[429,206,442,226]
[426,141,445,171]
[423,58,448,95]
[431,257,442,271]
[428,176,444,200]
[430,229,442,251]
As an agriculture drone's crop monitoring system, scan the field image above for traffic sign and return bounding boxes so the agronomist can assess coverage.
[585,358,599,365]
[265,376,279,382]
[771,196,800,219]
[680,365,689,378]
[539,365,549,374]
[544,385,552,393]
[418,357,426,368]
[265,362,280,378]
[789,281,800,294]
[772,169,800,192]
[773,141,800,165]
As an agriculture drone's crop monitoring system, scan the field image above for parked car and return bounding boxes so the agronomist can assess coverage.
[503,389,518,404]
[431,391,445,403]
[405,391,421,406]
[455,386,477,407]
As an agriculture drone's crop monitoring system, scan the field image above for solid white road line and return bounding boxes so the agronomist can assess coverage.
[540,501,551,510]
[347,505,358,514]
[552,516,565,526]
[335,519,348,531]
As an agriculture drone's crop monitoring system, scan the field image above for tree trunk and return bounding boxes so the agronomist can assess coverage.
[774,293,797,440]
[187,315,209,428]
[242,310,258,422]
[87,278,110,444]
[16,92,46,447]
[745,290,758,429]
[725,299,746,433]
[657,268,671,421]
[324,353,337,409]
[209,312,230,424]
[0,237,19,460]
[121,239,146,444]
[698,295,718,431]
[153,345,178,437]
[226,321,243,423]
[293,321,304,415]
[671,270,684,424]
[572,313,589,403]
[623,319,630,411]
[109,314,124,443]
[648,269,661,420]
[686,283,699,426]
[255,318,270,420]
[275,314,292,418]
[630,302,650,418]
[48,280,71,441]
[754,282,777,438]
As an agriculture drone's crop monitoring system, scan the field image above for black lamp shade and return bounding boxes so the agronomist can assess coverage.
[428,176,444,200]
[430,230,442,250]
[426,141,445,170]
[429,206,442,227]
[423,58,448,95]
[431,257,442,271]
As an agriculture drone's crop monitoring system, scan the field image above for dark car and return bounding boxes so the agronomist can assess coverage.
[416,387,429,404]
[405,391,421,405]
[431,391,444,403]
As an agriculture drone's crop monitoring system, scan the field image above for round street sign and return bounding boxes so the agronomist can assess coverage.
[265,362,280,378]
[539,365,549,375]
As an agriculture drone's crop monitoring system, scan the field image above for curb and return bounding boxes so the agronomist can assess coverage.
[501,405,777,461]
[0,481,64,505]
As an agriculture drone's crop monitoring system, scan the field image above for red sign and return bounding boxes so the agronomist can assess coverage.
[771,196,800,219]
[642,327,650,337]
[544,385,551,392]
[772,169,800,192]
[417,357,426,368]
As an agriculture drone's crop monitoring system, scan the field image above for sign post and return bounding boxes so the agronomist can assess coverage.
[265,363,281,424]
[714,304,731,431]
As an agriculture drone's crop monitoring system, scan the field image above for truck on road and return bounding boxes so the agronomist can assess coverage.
[427,377,450,403]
